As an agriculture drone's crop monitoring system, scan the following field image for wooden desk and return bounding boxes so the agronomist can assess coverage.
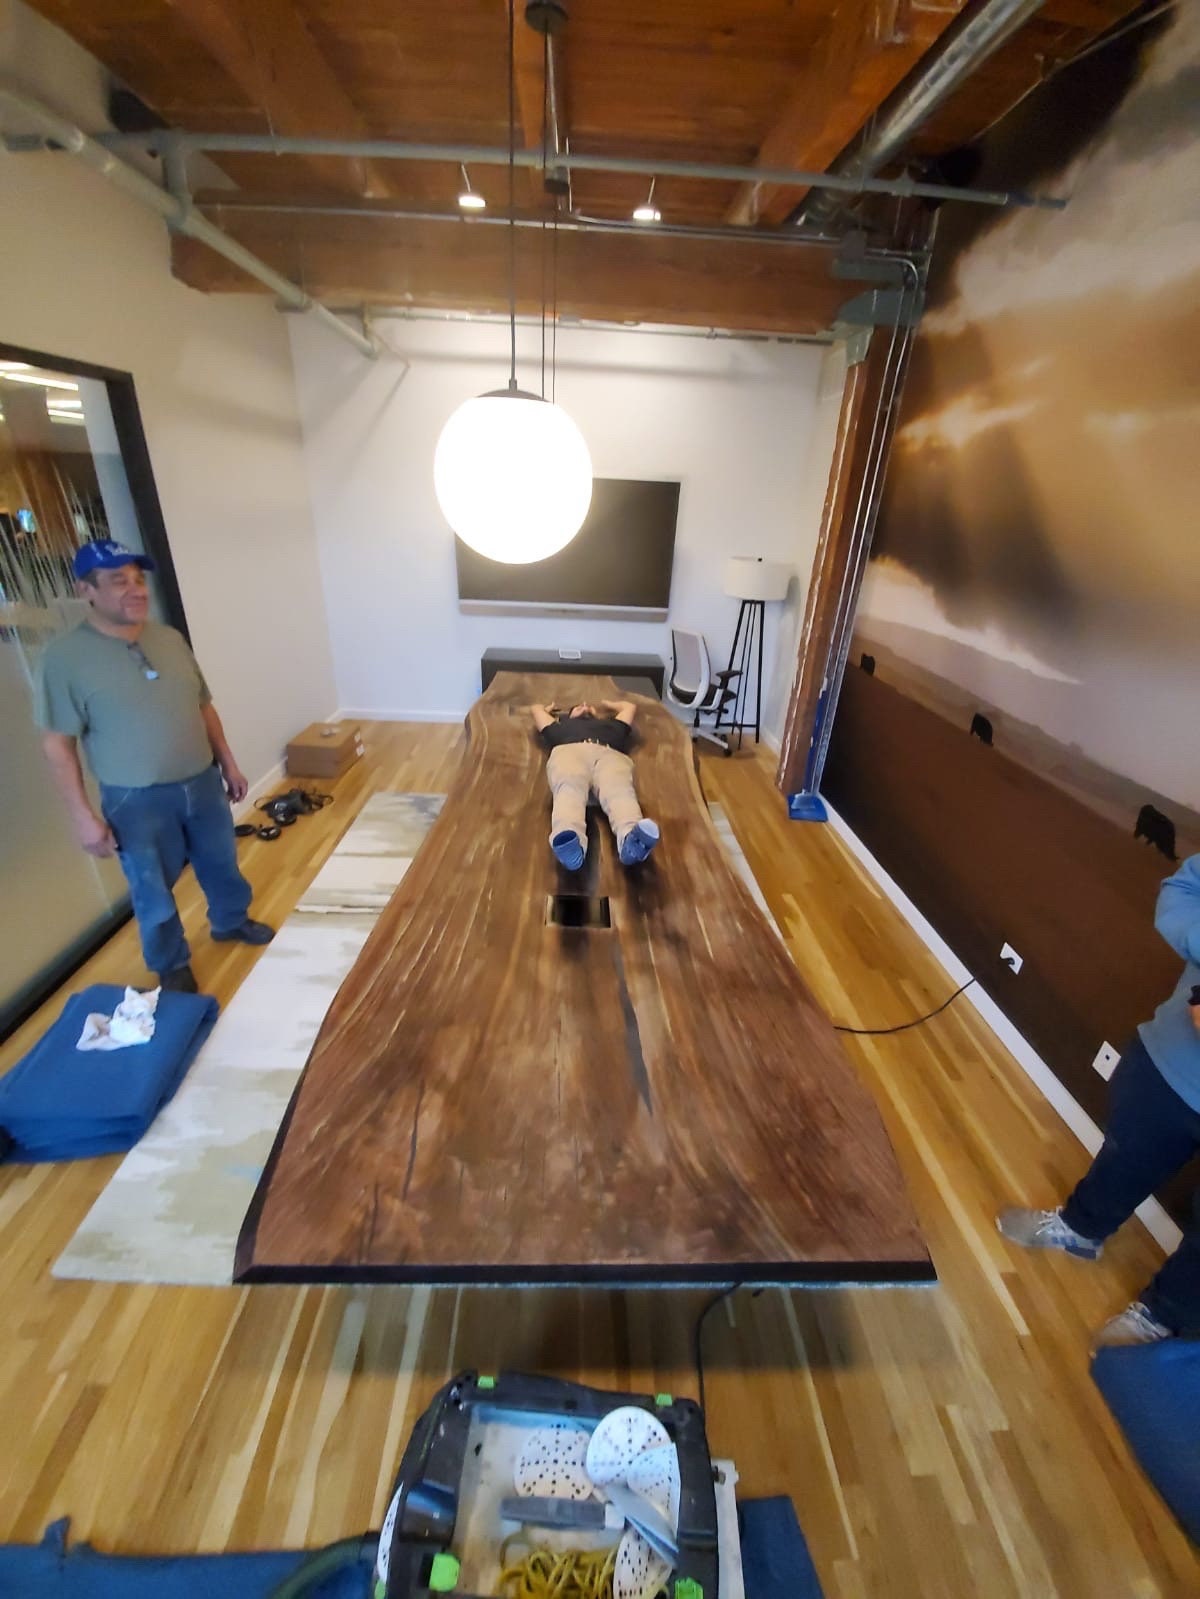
[237,673,930,1286]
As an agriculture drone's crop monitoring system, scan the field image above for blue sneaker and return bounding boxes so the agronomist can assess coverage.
[618,820,660,867]
[551,829,586,871]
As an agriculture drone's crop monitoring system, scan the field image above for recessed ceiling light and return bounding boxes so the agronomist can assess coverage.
[458,163,486,211]
[632,177,660,224]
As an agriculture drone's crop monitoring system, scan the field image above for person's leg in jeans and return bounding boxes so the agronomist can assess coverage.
[546,745,591,869]
[1142,1186,1200,1334]
[102,780,191,978]
[181,764,252,935]
[1060,1034,1200,1244]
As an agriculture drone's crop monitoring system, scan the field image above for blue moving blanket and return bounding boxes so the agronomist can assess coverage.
[0,1519,370,1597]
[1092,1338,1200,1544]
[0,985,218,1162]
[738,1495,825,1597]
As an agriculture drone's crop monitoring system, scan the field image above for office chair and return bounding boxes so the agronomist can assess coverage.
[666,628,740,755]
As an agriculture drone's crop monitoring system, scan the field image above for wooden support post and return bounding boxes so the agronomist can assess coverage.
[775,332,895,798]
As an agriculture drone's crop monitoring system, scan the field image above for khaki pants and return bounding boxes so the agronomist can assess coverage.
[546,742,644,848]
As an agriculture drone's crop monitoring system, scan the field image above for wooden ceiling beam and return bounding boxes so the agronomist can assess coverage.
[163,0,400,198]
[726,0,971,229]
[173,206,857,335]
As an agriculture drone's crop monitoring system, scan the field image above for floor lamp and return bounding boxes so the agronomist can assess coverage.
[718,557,792,746]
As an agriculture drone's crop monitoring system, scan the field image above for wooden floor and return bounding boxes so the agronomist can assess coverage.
[0,721,1195,1596]
[240,674,928,1285]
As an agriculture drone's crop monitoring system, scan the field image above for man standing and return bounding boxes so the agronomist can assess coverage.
[35,539,273,993]
[998,854,1200,1346]
[530,699,661,871]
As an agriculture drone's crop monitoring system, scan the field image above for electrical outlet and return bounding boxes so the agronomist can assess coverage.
[1093,1041,1121,1080]
[1000,942,1023,974]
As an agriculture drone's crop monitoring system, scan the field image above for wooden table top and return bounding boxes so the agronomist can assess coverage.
[236,674,931,1285]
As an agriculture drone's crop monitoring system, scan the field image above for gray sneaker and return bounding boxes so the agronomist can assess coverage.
[1094,1301,1173,1348]
[996,1206,1103,1260]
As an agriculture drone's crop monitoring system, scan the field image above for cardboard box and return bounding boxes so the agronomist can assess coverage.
[286,720,364,779]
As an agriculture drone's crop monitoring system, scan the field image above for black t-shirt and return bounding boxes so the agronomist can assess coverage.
[540,715,632,755]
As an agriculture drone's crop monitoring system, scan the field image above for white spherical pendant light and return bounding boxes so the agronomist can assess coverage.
[434,386,593,564]
[434,0,592,565]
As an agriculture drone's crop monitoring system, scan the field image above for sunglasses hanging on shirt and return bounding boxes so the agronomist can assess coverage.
[127,641,159,680]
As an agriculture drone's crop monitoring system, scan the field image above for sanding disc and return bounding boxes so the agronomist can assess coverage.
[627,1443,681,1528]
[585,1406,671,1488]
[513,1423,594,1501]
[375,1485,402,1583]
[614,1526,672,1599]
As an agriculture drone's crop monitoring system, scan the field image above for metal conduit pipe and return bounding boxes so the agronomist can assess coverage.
[794,0,1048,229]
[203,195,921,255]
[0,84,378,359]
[7,126,1068,213]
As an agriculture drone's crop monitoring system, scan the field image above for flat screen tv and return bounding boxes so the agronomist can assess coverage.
[455,477,680,621]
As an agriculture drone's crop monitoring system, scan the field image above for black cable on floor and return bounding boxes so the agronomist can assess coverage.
[693,1285,737,1416]
[832,977,977,1036]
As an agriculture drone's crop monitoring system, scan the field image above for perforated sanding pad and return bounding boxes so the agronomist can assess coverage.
[513,1423,594,1501]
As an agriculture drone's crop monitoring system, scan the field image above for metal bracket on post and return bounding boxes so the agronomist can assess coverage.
[832,326,872,366]
[831,236,925,328]
[833,285,924,329]
[161,131,192,225]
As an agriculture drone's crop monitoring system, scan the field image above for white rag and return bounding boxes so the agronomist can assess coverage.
[76,986,160,1051]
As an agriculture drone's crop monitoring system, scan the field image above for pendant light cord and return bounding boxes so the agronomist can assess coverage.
[541,29,548,399]
[507,0,517,391]
[551,205,559,404]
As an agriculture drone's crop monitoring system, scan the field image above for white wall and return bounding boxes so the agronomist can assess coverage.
[289,314,833,724]
[0,0,337,785]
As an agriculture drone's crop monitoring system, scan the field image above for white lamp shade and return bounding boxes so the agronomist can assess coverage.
[434,391,593,564]
[723,556,791,601]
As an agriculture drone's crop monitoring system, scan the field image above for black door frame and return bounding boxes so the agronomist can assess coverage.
[1,340,187,1042]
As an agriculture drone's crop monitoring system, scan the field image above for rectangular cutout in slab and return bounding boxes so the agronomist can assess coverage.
[546,895,611,930]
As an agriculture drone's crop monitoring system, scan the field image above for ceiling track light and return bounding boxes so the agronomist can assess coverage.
[457,163,486,210]
[632,176,661,224]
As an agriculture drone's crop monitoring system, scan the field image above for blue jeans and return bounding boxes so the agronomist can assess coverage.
[1061,1033,1200,1334]
[100,763,252,977]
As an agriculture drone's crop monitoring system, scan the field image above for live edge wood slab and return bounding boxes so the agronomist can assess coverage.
[236,674,932,1286]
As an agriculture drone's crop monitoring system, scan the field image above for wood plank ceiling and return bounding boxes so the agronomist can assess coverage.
[27,0,1143,334]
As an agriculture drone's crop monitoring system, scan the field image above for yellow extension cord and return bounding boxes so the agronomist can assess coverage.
[497,1537,618,1598]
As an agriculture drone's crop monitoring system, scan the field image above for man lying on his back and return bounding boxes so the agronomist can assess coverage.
[529,699,661,871]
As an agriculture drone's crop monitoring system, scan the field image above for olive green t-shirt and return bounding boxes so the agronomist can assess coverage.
[34,620,214,788]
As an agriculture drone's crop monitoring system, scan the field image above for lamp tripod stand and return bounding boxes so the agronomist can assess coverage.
[713,558,791,748]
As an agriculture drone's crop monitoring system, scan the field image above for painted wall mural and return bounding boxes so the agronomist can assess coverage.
[854,1,1200,852]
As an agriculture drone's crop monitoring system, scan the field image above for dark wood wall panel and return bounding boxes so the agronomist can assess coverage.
[824,669,1197,1222]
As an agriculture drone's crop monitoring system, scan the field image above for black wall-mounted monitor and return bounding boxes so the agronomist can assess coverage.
[455,477,680,621]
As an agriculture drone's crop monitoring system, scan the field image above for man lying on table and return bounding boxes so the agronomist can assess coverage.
[529,698,661,872]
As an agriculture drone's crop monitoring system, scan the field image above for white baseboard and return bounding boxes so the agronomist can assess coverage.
[334,706,465,725]
[821,799,1183,1256]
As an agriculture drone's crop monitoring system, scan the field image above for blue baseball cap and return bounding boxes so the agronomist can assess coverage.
[72,539,156,579]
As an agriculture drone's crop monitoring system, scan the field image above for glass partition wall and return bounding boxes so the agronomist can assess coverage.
[0,345,187,1039]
